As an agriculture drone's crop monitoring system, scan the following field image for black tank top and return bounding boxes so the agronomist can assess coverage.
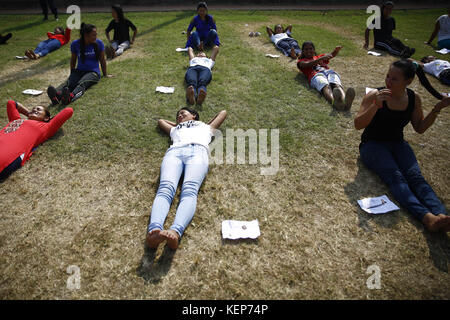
[361,87,415,143]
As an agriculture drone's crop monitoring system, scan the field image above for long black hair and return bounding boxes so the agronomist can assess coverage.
[299,41,315,59]
[112,4,125,23]
[392,59,443,100]
[79,23,99,64]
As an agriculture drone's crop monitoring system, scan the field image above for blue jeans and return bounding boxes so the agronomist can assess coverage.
[438,38,450,50]
[360,140,446,221]
[34,38,61,57]
[147,144,209,237]
[185,65,212,96]
[187,29,218,49]
[276,38,301,57]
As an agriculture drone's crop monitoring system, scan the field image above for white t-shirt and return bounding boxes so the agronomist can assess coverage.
[170,120,212,150]
[270,32,290,45]
[423,59,450,77]
[437,14,450,42]
[189,57,215,70]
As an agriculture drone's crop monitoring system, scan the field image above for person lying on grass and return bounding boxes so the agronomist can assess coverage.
[104,4,137,59]
[24,26,71,60]
[185,45,219,105]
[297,41,355,110]
[47,23,113,106]
[417,56,450,86]
[266,24,301,59]
[146,107,227,250]
[354,59,450,233]
[0,100,73,180]
[185,1,220,51]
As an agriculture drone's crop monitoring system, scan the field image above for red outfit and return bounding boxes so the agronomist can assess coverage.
[297,54,330,83]
[0,100,73,172]
[47,28,71,46]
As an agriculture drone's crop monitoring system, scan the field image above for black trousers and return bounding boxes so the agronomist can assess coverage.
[374,37,412,57]
[39,0,58,19]
[57,70,100,102]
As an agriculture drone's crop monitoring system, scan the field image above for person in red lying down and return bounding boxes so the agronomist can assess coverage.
[0,100,73,180]
[25,26,71,60]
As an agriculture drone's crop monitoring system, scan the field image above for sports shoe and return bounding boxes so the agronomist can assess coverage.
[332,87,345,110]
[61,87,72,105]
[47,85,61,105]
[344,87,356,111]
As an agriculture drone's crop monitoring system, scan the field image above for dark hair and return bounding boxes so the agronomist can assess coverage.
[79,23,99,64]
[274,24,282,31]
[381,1,394,17]
[197,2,208,11]
[56,26,64,35]
[299,41,315,59]
[392,59,443,100]
[177,107,199,121]
[112,4,125,23]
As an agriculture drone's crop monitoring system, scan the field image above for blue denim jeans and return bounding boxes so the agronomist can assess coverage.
[34,38,61,57]
[185,65,212,96]
[188,29,218,49]
[147,144,209,237]
[360,140,446,221]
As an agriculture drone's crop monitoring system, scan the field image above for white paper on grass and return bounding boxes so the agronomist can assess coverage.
[176,47,188,52]
[357,195,400,214]
[436,48,450,54]
[15,56,28,59]
[22,89,43,96]
[265,54,280,58]
[155,86,175,94]
[222,219,260,240]
[367,51,381,56]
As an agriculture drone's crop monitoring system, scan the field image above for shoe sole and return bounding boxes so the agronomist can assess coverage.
[344,87,356,111]
[47,86,59,105]
[332,87,345,110]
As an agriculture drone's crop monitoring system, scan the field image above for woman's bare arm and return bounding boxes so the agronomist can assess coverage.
[208,110,227,130]
[158,119,176,135]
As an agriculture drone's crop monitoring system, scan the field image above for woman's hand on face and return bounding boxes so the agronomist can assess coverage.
[374,89,393,107]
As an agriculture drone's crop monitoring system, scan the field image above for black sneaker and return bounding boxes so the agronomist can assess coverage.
[61,87,71,105]
[47,86,60,105]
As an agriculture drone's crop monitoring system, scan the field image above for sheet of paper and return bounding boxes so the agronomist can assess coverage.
[22,89,43,95]
[357,195,399,214]
[155,86,175,94]
[266,54,280,58]
[222,219,260,240]
[436,48,450,54]
[176,47,188,52]
[366,87,376,94]
[367,51,381,56]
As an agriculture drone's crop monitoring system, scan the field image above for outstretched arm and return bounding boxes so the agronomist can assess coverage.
[297,54,332,69]
[411,95,450,134]
[131,28,137,44]
[208,110,227,130]
[158,119,176,135]
[188,47,195,60]
[426,21,440,45]
[210,45,219,61]
[331,46,342,57]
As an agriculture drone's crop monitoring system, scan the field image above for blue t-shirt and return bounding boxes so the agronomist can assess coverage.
[70,39,105,76]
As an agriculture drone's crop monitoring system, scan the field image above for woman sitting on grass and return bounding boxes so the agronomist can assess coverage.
[146,107,227,250]
[354,59,450,233]
[47,23,113,106]
[266,24,301,59]
[185,2,220,51]
[25,26,71,60]
[185,45,219,105]
[297,41,355,110]
[0,100,73,180]
[105,4,137,59]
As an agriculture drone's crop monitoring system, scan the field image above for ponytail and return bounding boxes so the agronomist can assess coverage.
[79,23,99,63]
[392,59,443,100]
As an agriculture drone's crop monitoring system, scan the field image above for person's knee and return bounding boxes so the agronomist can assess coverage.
[157,180,177,201]
[181,180,201,198]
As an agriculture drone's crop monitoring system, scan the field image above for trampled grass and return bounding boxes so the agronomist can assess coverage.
[0,8,449,299]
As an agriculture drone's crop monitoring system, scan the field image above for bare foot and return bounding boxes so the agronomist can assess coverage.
[146,229,163,248]
[423,213,450,232]
[290,47,297,59]
[160,229,180,249]
[186,86,195,105]
[197,89,207,105]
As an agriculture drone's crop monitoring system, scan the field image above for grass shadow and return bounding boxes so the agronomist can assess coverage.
[0,57,70,89]
[344,157,401,231]
[0,19,45,34]
[136,11,193,39]
[136,245,176,284]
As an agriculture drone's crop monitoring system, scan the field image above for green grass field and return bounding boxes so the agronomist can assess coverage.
[0,8,449,299]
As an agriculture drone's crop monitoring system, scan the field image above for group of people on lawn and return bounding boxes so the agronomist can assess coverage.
[1,1,450,251]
